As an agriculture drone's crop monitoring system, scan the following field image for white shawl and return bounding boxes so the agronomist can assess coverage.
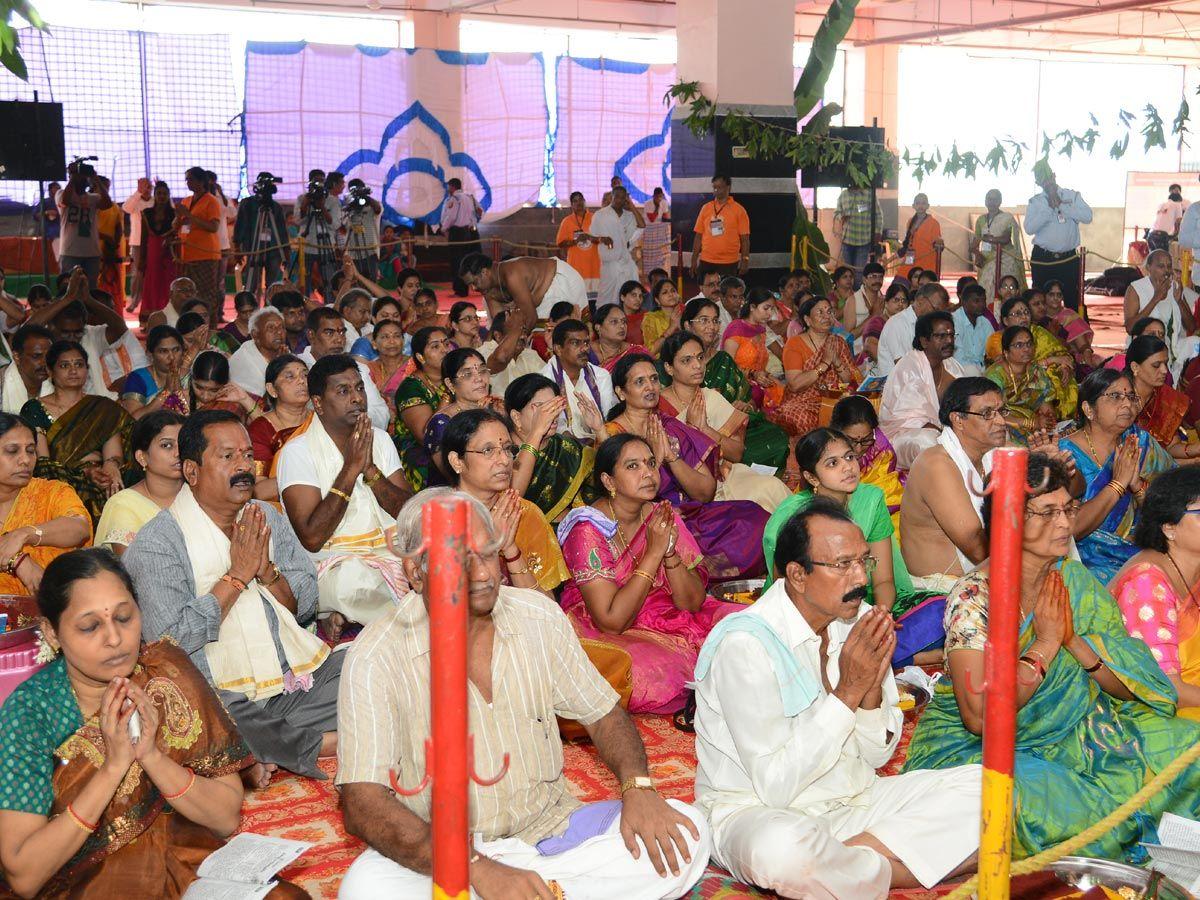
[936,428,993,573]
[0,363,50,414]
[879,350,966,439]
[169,485,328,701]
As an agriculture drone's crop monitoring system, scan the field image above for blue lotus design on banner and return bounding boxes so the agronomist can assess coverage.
[611,110,672,204]
[335,102,492,228]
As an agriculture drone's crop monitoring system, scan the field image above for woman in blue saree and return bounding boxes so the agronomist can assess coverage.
[904,453,1200,860]
[1057,369,1175,584]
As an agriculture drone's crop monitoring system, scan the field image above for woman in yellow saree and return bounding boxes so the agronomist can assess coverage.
[985,296,1074,376]
[0,549,307,899]
[1112,467,1200,719]
[20,341,133,523]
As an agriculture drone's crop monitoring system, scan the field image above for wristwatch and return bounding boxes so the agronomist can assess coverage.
[619,776,655,795]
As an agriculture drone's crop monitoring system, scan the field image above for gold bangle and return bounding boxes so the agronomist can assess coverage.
[328,487,352,502]
[1107,481,1127,497]
[364,470,383,486]
[506,565,529,575]
[65,803,97,833]
[632,569,655,584]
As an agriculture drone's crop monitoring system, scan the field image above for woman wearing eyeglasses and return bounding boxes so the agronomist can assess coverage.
[762,428,945,665]
[1057,369,1176,583]
[985,325,1076,442]
[830,395,905,531]
[905,453,1200,861]
[441,407,567,597]
[422,347,503,485]
[1112,467,1200,719]
[984,295,1074,377]
[556,433,739,714]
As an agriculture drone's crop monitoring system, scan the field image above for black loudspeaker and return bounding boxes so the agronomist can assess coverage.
[800,125,888,189]
[0,101,65,182]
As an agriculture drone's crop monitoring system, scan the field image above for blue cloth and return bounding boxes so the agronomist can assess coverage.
[693,611,819,716]
[952,307,993,369]
[122,367,160,400]
[1024,189,1093,253]
[536,801,622,856]
[349,336,378,360]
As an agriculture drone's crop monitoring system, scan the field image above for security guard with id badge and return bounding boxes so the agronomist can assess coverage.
[691,174,750,280]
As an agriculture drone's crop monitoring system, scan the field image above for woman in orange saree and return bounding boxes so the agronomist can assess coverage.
[0,549,307,899]
[720,287,784,411]
[770,296,859,440]
[1128,334,1197,462]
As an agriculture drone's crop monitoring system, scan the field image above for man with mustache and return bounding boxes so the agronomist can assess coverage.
[692,501,981,898]
[298,307,389,430]
[539,318,614,442]
[125,409,341,788]
[337,487,711,899]
[0,324,53,414]
[278,354,412,641]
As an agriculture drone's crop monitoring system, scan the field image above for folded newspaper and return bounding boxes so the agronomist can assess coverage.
[1140,812,1200,892]
[182,833,312,900]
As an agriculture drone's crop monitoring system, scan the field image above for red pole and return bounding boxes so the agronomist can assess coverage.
[978,448,1028,898]
[425,498,470,900]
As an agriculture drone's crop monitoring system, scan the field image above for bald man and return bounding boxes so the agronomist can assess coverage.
[1125,248,1197,378]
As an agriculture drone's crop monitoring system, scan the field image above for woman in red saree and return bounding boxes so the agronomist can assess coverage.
[0,549,307,899]
[249,354,310,504]
[770,296,860,440]
[135,182,177,326]
[557,433,739,713]
[590,303,649,373]
[1128,334,1198,462]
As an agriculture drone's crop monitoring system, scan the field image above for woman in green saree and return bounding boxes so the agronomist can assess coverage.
[674,296,789,469]
[0,549,307,899]
[505,372,604,522]
[391,325,451,491]
[904,453,1200,860]
[985,325,1076,442]
[21,341,133,523]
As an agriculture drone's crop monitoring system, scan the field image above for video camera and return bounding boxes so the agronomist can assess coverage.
[346,179,373,211]
[253,171,282,199]
[68,155,99,181]
[306,177,329,207]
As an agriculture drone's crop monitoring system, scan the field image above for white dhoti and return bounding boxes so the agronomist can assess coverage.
[717,463,791,513]
[316,554,408,626]
[338,799,711,900]
[537,259,590,319]
[597,256,639,308]
[890,427,941,470]
[711,766,981,899]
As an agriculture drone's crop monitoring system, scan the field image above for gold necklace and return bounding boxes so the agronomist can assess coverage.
[1083,425,1106,465]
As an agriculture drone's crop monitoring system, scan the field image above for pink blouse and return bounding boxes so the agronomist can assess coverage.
[1112,562,1184,675]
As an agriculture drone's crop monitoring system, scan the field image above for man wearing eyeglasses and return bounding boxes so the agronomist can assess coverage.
[540,318,615,441]
[693,501,981,898]
[900,377,1008,594]
[278,354,413,640]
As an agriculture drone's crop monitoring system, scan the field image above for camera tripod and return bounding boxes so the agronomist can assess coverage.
[343,205,379,281]
[243,200,286,299]
[289,200,337,294]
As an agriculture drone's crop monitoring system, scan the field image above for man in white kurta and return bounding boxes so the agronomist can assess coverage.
[229,307,287,397]
[693,504,980,899]
[879,315,966,469]
[1123,249,1198,381]
[591,187,641,307]
[540,318,616,442]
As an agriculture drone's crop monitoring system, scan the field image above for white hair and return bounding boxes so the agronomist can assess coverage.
[249,306,284,333]
[393,488,499,572]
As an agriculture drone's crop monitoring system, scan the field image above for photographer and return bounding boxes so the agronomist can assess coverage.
[341,178,382,281]
[293,168,341,294]
[235,172,289,298]
[58,159,113,289]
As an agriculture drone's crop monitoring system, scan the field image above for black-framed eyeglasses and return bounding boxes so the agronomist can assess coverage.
[463,444,519,460]
[845,434,876,450]
[810,554,877,575]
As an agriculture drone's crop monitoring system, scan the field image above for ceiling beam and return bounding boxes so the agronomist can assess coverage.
[854,0,1188,45]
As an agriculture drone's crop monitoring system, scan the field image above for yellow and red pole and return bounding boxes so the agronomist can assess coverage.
[676,234,684,297]
[426,498,471,900]
[979,448,1028,898]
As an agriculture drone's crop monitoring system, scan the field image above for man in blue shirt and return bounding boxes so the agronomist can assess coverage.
[1024,162,1092,312]
[951,282,994,374]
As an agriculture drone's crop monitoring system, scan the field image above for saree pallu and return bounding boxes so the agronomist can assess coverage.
[605,415,768,579]
[248,416,300,477]
[721,322,783,410]
[557,503,739,714]
[0,642,254,898]
[984,361,1076,442]
[522,433,595,523]
[367,358,408,428]
[0,478,90,595]
[1138,384,1191,449]
[21,397,133,523]
[904,561,1200,861]
[625,312,645,347]
[700,351,788,465]
[392,376,449,492]
[859,429,906,531]
[139,219,176,317]
[594,344,650,374]
[974,211,1027,301]
[770,334,860,437]
[1058,426,1175,583]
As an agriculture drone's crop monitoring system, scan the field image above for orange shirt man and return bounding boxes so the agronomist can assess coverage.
[691,174,750,277]
[555,191,602,292]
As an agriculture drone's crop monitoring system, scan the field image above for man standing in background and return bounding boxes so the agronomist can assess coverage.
[122,177,154,310]
[591,186,641,308]
[833,186,882,288]
[441,177,483,297]
[1148,183,1189,253]
[1025,161,1092,312]
[555,191,602,301]
[691,174,750,280]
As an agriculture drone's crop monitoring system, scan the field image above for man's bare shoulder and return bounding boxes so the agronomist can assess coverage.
[908,444,953,480]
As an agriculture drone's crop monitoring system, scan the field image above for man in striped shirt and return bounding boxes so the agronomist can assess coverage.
[337,488,711,899]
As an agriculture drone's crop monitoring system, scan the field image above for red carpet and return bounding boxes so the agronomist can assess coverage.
[239,713,950,899]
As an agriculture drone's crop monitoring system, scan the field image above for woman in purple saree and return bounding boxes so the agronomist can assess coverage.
[557,433,741,713]
[603,353,768,579]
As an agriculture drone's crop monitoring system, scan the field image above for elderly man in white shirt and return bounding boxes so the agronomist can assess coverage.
[229,307,288,396]
[591,187,641,307]
[694,501,980,899]
[1024,163,1092,312]
[1123,249,1198,381]
[297,307,389,430]
[880,310,967,469]
[539,317,615,441]
[875,283,948,378]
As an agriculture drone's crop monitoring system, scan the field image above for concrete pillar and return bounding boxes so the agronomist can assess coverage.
[411,10,460,51]
[672,0,798,281]
[862,44,899,227]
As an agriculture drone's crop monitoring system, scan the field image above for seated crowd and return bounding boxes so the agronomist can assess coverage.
[5,236,1200,900]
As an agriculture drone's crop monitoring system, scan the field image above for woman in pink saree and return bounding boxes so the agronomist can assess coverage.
[556,433,740,714]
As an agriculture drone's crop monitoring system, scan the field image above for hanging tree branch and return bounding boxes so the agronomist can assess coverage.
[1,0,46,80]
